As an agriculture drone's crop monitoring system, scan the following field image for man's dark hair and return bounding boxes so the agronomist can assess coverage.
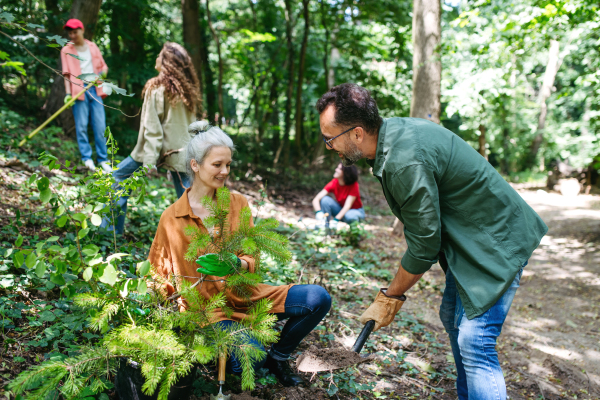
[316,83,383,135]
[342,165,359,186]
[64,27,74,31]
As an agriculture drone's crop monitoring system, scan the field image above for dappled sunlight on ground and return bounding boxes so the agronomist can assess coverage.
[501,189,600,389]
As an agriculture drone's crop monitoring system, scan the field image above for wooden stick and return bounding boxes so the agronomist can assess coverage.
[218,353,227,383]
[19,82,94,147]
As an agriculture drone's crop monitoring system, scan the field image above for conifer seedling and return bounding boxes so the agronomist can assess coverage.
[8,187,291,399]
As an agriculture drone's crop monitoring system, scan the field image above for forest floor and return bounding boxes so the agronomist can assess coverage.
[1,156,600,399]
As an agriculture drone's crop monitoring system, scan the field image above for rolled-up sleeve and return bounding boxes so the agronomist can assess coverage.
[390,164,441,274]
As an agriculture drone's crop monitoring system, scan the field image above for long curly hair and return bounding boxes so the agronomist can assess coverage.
[142,42,201,114]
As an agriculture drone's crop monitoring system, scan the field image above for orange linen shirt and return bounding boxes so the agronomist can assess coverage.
[149,189,292,322]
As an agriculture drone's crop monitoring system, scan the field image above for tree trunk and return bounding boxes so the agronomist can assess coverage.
[44,0,103,137]
[294,0,310,152]
[182,0,204,114]
[259,72,281,141]
[43,0,64,35]
[320,0,330,90]
[328,47,339,90]
[276,0,295,167]
[69,0,103,36]
[527,39,560,169]
[205,0,224,127]
[410,0,441,123]
[198,4,217,123]
[478,124,487,160]
[501,123,510,175]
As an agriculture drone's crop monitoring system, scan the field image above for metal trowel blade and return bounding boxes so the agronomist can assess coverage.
[210,386,231,400]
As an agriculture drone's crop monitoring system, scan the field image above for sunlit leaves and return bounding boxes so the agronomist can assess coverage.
[57,215,68,228]
[76,73,99,82]
[36,177,52,204]
[137,261,151,277]
[46,35,69,47]
[137,279,147,295]
[0,12,15,23]
[99,264,117,286]
[83,267,93,282]
[100,82,134,97]
[90,214,102,226]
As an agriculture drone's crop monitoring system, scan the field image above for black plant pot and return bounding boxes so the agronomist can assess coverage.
[114,359,195,400]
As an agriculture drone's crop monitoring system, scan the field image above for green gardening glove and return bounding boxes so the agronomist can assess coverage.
[196,253,241,277]
[64,94,73,107]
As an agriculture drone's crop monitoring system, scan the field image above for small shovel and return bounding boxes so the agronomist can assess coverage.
[296,320,376,373]
[210,354,231,400]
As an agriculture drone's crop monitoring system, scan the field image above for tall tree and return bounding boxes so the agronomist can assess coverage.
[320,0,330,91]
[198,3,217,123]
[294,0,310,152]
[410,0,441,123]
[205,0,224,127]
[527,39,561,169]
[274,0,296,167]
[44,0,103,136]
[182,0,204,114]
[478,124,487,160]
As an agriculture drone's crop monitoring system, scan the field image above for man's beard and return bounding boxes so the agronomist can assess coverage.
[339,139,364,166]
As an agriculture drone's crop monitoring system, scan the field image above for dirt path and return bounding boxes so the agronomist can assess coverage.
[502,190,600,390]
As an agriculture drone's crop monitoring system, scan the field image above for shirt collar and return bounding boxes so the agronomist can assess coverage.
[367,118,388,178]
[173,188,195,218]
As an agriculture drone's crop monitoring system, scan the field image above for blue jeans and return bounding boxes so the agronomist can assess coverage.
[101,156,190,234]
[320,196,365,224]
[72,87,108,163]
[218,284,331,375]
[439,264,525,400]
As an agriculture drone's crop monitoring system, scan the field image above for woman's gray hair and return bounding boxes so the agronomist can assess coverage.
[185,121,235,182]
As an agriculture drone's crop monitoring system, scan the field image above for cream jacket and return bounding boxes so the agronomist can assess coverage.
[130,86,196,172]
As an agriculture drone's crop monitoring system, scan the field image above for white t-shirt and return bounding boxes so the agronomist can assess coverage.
[78,47,94,75]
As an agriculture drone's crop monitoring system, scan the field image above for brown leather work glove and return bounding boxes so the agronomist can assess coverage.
[359,288,406,332]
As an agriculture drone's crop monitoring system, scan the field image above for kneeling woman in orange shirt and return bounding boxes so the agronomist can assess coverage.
[149,122,331,387]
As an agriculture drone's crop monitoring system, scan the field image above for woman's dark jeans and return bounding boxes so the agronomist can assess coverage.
[100,156,190,234]
[216,284,332,375]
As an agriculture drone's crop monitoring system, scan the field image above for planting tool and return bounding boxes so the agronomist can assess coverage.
[210,354,231,400]
[351,319,376,353]
[296,320,376,373]
[19,82,95,147]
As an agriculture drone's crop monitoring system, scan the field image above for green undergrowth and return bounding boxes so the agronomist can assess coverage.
[1,120,455,399]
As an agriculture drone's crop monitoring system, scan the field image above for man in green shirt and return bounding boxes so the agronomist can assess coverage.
[316,83,547,400]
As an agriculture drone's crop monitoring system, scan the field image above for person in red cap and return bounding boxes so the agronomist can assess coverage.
[61,18,111,173]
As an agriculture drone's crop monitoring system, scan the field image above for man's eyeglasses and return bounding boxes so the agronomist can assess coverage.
[322,126,357,149]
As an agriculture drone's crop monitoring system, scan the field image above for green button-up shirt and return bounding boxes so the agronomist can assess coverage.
[367,118,547,319]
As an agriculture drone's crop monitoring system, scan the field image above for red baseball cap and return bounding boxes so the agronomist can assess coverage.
[63,19,84,30]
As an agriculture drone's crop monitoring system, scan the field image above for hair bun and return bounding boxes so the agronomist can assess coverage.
[188,120,210,134]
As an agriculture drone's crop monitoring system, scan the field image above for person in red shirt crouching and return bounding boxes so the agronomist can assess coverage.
[312,163,365,230]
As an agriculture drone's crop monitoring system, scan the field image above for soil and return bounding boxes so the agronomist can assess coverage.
[295,345,372,372]
[267,386,329,400]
